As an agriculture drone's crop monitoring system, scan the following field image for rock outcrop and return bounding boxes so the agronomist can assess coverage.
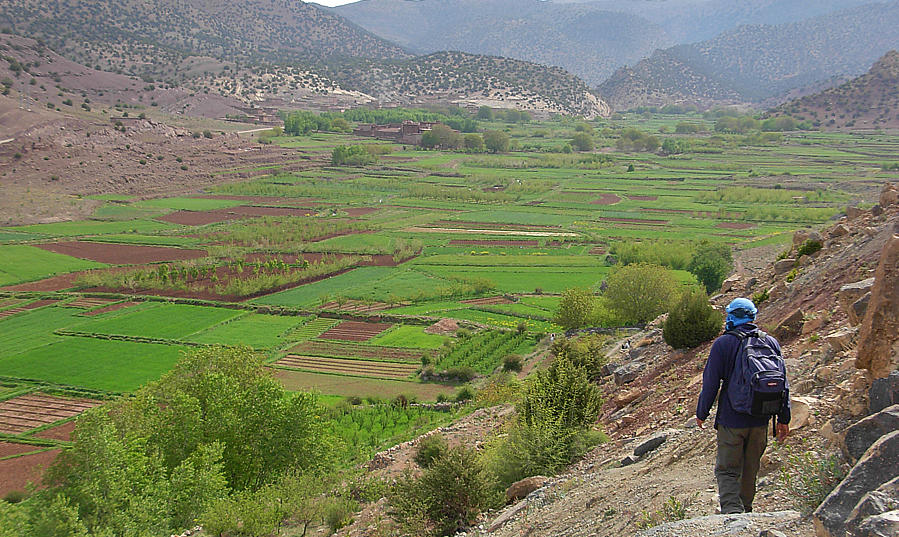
[634,511,801,537]
[856,233,899,378]
[842,404,899,461]
[814,431,899,537]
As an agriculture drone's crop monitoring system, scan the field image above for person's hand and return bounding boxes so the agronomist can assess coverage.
[696,418,705,429]
[776,422,789,442]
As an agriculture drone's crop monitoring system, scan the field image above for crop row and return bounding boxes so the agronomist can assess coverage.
[288,340,424,362]
[434,330,529,375]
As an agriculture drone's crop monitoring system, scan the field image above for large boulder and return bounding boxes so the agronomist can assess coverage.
[813,431,899,537]
[773,308,804,340]
[869,371,899,413]
[846,206,866,220]
[843,404,899,462]
[789,396,819,430]
[856,234,899,378]
[505,475,548,503]
[845,477,899,535]
[838,278,875,326]
[633,431,669,457]
[613,362,646,385]
[855,510,899,537]
[851,293,872,327]
[880,183,898,207]
[824,327,858,353]
[774,258,797,275]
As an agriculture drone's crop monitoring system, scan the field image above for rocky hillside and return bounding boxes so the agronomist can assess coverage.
[0,0,410,81]
[771,51,899,130]
[323,51,610,119]
[597,1,899,110]
[333,0,670,85]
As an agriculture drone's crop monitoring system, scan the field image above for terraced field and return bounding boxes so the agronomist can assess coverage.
[274,355,419,379]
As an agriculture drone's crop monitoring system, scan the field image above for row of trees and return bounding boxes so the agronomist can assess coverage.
[420,126,510,153]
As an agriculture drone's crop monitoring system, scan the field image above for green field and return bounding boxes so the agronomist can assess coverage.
[1,111,893,402]
[0,245,107,286]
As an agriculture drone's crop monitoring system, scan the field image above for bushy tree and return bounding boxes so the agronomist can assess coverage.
[390,447,499,536]
[603,263,677,325]
[687,240,733,294]
[483,130,510,153]
[553,287,595,330]
[570,132,594,151]
[663,287,723,349]
[331,145,377,166]
[550,333,608,380]
[518,356,603,430]
[413,434,449,469]
[463,133,485,152]
[421,124,462,149]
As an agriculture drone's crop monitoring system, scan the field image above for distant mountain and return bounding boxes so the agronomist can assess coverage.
[332,0,671,85]
[771,51,899,130]
[323,51,610,119]
[597,2,899,110]
[0,0,410,81]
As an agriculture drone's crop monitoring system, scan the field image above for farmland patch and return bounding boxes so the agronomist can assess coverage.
[0,392,101,435]
[590,193,622,205]
[273,369,455,401]
[318,321,394,342]
[36,241,208,264]
[288,340,424,362]
[69,303,242,340]
[0,448,60,497]
[0,299,59,320]
[0,245,107,286]
[275,355,418,379]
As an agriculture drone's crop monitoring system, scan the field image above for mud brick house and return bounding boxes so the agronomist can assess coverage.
[353,120,441,145]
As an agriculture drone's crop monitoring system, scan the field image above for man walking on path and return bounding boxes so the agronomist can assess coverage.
[696,298,791,515]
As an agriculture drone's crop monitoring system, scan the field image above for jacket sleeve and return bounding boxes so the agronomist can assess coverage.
[696,337,727,421]
[771,335,792,425]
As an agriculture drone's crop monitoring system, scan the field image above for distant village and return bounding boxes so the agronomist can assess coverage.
[352,120,443,145]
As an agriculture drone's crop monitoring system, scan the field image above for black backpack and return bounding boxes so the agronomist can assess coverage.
[725,329,788,418]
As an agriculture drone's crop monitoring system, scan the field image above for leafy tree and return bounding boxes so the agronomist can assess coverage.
[483,130,510,153]
[476,106,493,120]
[518,356,603,430]
[463,133,485,152]
[421,124,462,149]
[663,287,723,349]
[570,132,594,152]
[550,333,608,380]
[553,287,595,330]
[603,263,677,325]
[687,240,733,294]
[331,145,377,166]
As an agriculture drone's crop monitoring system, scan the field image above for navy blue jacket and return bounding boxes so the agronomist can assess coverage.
[696,323,791,429]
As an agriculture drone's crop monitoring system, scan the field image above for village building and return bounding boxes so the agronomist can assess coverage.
[352,120,441,145]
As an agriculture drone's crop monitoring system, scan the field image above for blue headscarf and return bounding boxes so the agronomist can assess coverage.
[725,297,757,331]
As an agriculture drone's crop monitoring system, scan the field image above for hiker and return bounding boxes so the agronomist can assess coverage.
[696,298,791,515]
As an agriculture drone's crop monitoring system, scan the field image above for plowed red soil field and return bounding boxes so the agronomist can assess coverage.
[32,420,77,441]
[449,240,539,247]
[319,299,395,313]
[81,301,139,316]
[289,340,423,362]
[0,393,102,435]
[318,321,393,342]
[628,195,658,201]
[195,195,321,206]
[0,299,59,319]
[36,241,207,264]
[63,297,117,309]
[275,355,418,379]
[716,222,756,229]
[0,447,60,496]
[597,216,669,225]
[343,207,380,217]
[432,220,560,231]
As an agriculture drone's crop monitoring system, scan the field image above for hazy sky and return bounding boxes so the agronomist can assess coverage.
[311,0,358,6]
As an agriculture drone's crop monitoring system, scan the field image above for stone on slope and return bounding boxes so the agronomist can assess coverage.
[813,431,899,537]
[879,183,898,207]
[824,327,858,352]
[845,476,899,535]
[774,259,797,275]
[843,404,899,462]
[838,278,875,326]
[869,371,899,413]
[506,476,548,503]
[613,362,645,385]
[633,431,668,457]
[854,510,899,537]
[634,511,800,537]
[773,308,804,340]
[856,233,899,378]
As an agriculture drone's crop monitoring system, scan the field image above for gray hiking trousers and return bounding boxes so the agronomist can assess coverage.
[715,425,768,514]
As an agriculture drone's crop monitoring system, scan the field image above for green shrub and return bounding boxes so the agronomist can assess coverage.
[502,354,523,372]
[414,434,449,469]
[445,366,477,382]
[455,386,475,402]
[603,263,678,325]
[796,239,822,257]
[389,447,500,536]
[550,334,608,380]
[780,447,846,515]
[663,288,723,349]
[2,490,25,504]
[323,497,357,533]
[687,240,733,294]
[635,494,695,529]
[518,356,603,429]
[752,288,770,305]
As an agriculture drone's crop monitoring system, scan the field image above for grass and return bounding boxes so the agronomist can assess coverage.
[0,307,84,359]
[368,325,448,349]
[69,303,243,340]
[0,338,187,392]
[184,313,310,349]
[273,369,456,401]
[2,219,176,237]
[252,267,395,307]
[134,197,247,211]
[289,317,341,340]
[0,245,107,286]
